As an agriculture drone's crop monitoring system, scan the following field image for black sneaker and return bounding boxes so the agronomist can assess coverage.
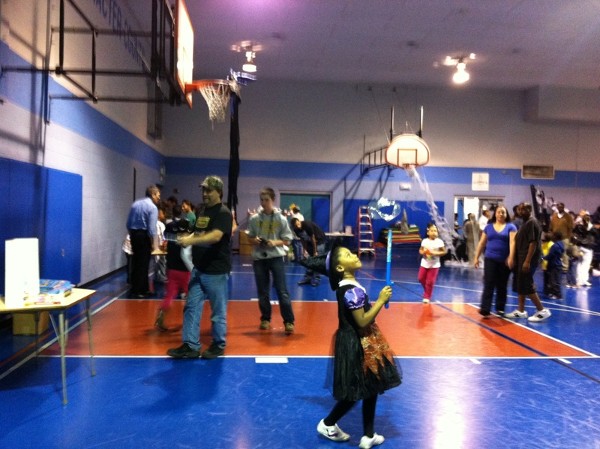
[167,343,200,359]
[201,343,225,359]
[298,277,312,285]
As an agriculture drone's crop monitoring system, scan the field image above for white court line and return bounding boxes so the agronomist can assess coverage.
[34,354,599,361]
[255,357,288,364]
[463,303,598,357]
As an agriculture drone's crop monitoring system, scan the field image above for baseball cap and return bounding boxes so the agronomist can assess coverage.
[200,175,224,193]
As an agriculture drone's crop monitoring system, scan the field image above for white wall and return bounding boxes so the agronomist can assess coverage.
[161,80,600,233]
[1,0,167,153]
[162,80,600,170]
[1,0,166,284]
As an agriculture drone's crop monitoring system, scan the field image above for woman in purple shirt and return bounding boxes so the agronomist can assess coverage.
[474,205,517,317]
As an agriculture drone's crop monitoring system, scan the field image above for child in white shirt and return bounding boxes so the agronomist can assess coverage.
[418,223,447,303]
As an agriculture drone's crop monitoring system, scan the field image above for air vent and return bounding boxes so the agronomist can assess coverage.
[521,165,554,180]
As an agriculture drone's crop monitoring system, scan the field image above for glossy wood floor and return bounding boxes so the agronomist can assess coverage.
[1,247,599,448]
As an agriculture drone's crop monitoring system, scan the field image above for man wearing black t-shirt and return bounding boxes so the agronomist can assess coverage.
[167,176,233,359]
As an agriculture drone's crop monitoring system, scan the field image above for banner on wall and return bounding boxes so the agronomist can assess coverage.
[4,238,40,308]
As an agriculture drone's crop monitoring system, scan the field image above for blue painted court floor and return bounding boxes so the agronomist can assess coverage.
[1,251,599,448]
[0,356,599,449]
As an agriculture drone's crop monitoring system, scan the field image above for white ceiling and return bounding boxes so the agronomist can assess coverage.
[187,0,600,90]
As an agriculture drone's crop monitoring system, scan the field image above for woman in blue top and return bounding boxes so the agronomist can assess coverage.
[474,205,517,317]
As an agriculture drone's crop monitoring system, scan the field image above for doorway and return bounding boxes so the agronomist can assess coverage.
[454,195,505,232]
[280,192,331,232]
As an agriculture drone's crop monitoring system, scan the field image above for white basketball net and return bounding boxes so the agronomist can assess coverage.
[199,82,232,122]
[403,163,417,176]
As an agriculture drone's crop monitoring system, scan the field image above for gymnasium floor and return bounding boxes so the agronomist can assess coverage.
[1,246,599,449]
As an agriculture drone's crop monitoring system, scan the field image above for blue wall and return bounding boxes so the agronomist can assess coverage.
[0,158,82,295]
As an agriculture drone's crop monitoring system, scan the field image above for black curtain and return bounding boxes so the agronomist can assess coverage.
[227,93,241,220]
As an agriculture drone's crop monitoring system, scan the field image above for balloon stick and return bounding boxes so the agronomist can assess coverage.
[385,228,392,308]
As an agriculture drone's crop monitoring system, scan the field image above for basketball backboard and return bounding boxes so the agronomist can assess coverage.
[385,134,430,169]
[175,0,194,107]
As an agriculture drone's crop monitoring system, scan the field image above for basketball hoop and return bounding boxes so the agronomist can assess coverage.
[185,79,239,123]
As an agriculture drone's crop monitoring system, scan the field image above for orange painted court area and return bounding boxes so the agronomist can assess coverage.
[47,300,590,358]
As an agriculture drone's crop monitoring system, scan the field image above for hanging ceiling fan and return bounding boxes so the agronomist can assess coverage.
[439,53,477,67]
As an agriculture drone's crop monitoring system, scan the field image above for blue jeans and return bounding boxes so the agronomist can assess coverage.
[292,239,304,261]
[182,268,229,351]
[253,257,294,324]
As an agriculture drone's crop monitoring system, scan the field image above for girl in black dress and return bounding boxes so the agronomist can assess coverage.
[305,246,402,448]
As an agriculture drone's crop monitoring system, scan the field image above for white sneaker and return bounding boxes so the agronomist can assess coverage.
[359,433,385,448]
[528,308,551,322]
[317,419,350,442]
[422,298,430,304]
[504,310,528,319]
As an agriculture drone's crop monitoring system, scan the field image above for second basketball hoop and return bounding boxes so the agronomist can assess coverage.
[385,133,430,170]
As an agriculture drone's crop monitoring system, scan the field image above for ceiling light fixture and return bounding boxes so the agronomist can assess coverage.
[441,53,475,85]
[452,60,469,84]
[232,41,263,74]
[242,51,257,73]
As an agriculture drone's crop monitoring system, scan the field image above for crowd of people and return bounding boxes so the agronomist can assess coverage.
[447,201,599,322]
[125,180,333,345]
[126,185,600,336]
[125,183,597,447]
[124,180,400,447]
